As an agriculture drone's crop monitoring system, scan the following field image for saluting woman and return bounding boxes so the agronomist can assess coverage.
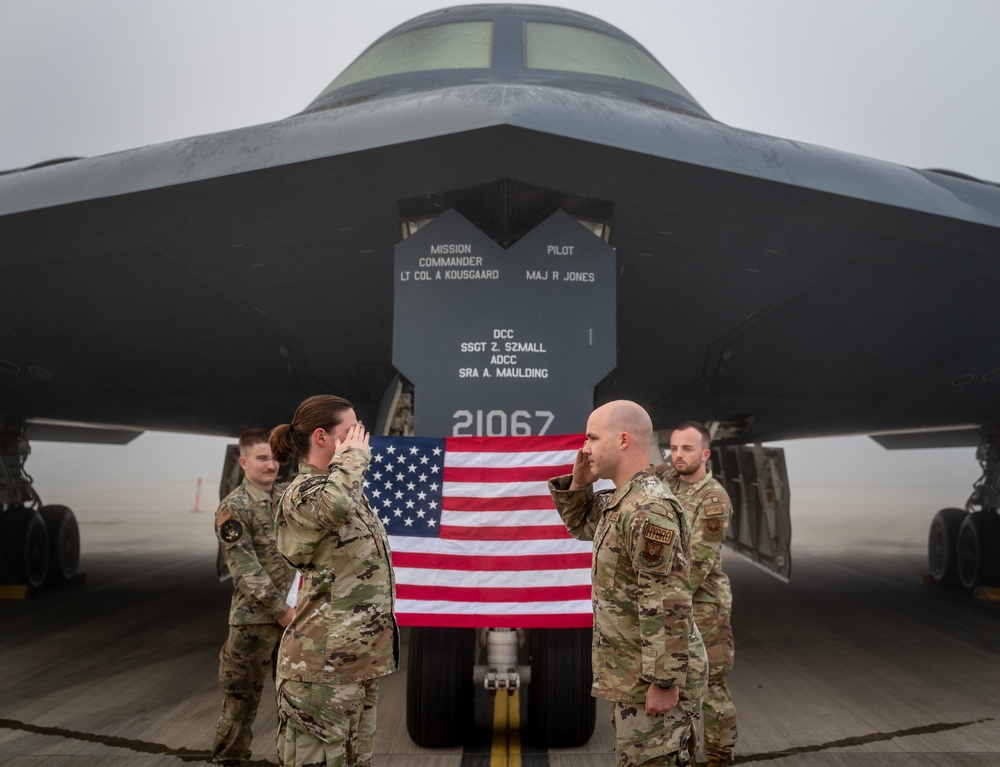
[269,394,397,767]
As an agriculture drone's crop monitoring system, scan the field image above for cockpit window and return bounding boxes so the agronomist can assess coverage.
[316,21,494,99]
[524,22,696,103]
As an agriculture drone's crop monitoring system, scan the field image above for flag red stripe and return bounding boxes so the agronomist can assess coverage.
[397,584,591,603]
[444,465,570,482]
[397,612,593,628]
[390,551,592,571]
[443,495,556,511]
[444,434,583,453]
[439,525,573,541]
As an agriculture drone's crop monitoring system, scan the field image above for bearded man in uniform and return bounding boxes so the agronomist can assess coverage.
[656,421,737,767]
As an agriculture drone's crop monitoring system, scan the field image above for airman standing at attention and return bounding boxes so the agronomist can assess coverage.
[212,428,296,766]
[656,421,737,767]
[549,400,706,767]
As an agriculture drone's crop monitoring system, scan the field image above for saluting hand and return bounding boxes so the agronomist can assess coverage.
[569,446,598,490]
[335,423,371,454]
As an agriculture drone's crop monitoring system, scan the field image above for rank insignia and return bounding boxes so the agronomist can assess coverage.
[220,519,243,543]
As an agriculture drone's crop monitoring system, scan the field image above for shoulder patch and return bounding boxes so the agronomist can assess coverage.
[704,518,725,541]
[643,522,675,546]
[638,521,675,568]
[298,475,328,494]
[640,539,665,567]
[704,503,725,518]
[219,518,244,543]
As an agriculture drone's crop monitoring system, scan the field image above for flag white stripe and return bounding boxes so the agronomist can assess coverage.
[444,449,579,468]
[389,536,592,556]
[394,567,593,588]
[444,480,556,498]
[396,599,593,615]
[440,508,563,527]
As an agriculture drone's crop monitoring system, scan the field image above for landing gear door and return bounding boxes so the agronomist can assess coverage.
[713,444,792,580]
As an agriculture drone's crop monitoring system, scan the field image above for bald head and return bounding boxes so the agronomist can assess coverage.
[592,400,653,451]
[583,400,654,487]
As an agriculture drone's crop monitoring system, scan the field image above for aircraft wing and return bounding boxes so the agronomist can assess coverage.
[2,11,999,444]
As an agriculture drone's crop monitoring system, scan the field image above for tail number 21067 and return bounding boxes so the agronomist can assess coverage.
[452,410,555,436]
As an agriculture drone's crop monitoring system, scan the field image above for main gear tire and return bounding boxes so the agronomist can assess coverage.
[40,505,80,584]
[956,511,1000,591]
[527,627,595,747]
[928,507,967,587]
[406,626,475,747]
[0,506,49,588]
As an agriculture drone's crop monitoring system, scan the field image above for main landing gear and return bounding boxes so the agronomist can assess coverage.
[0,419,80,590]
[928,431,1000,591]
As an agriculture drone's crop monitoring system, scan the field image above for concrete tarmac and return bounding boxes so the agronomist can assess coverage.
[1,486,999,766]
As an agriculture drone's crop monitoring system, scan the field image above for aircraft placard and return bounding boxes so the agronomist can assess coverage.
[393,209,616,436]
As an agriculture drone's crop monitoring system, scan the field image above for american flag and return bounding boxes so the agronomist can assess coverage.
[364,433,595,628]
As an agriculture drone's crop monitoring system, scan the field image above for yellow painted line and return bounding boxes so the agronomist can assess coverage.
[490,688,522,767]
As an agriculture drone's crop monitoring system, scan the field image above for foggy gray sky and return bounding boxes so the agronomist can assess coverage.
[2,1,993,510]
[4,1,999,178]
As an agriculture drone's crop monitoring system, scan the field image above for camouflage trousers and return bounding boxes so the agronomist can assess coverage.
[611,696,700,767]
[276,678,379,767]
[212,622,283,765]
[694,601,737,766]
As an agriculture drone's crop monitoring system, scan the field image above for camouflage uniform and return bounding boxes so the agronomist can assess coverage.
[274,449,398,767]
[656,463,737,767]
[549,469,707,767]
[213,478,296,766]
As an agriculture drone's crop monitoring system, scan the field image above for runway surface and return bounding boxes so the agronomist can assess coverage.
[2,485,999,766]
